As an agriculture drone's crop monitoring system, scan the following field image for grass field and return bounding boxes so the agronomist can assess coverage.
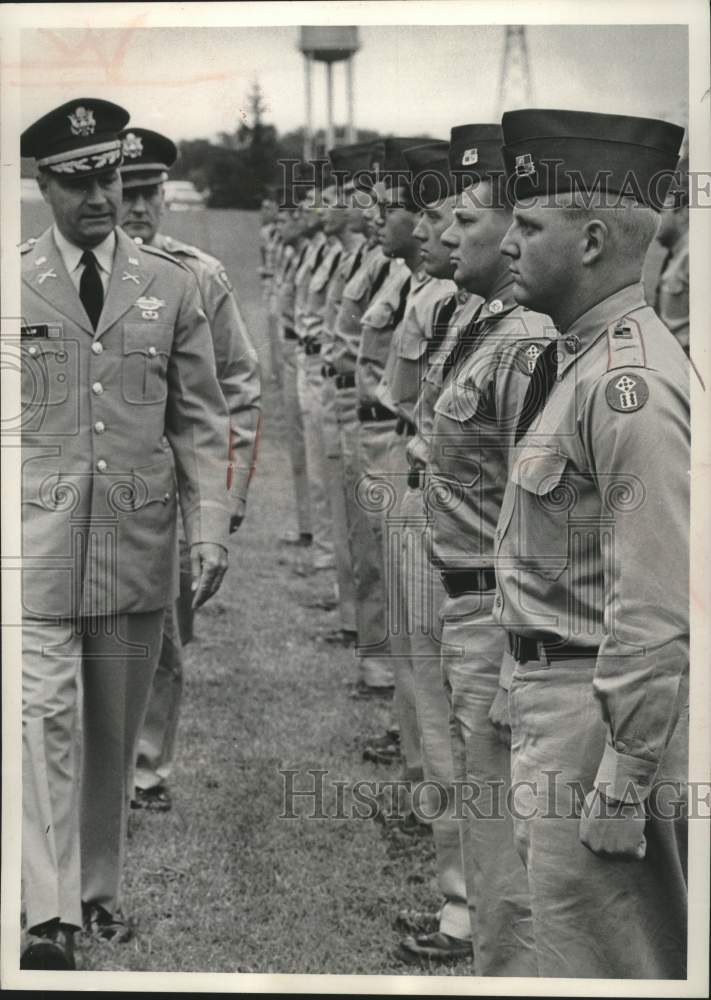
[18,204,472,976]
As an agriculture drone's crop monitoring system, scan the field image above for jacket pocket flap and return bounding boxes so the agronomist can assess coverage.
[123,323,173,356]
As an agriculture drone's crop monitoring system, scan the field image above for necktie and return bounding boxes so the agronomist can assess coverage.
[346,244,365,282]
[514,341,559,443]
[442,301,486,381]
[391,275,413,329]
[80,250,104,330]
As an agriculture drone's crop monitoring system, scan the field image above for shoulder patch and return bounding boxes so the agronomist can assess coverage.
[605,371,649,413]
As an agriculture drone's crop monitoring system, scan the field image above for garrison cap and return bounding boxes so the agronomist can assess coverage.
[501,109,685,210]
[402,141,451,204]
[449,124,505,193]
[21,97,129,177]
[329,141,378,192]
[118,128,178,189]
[373,137,435,190]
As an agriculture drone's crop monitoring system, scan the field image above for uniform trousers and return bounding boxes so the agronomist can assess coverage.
[280,332,312,539]
[508,657,688,979]
[320,376,357,633]
[441,594,536,976]
[266,292,284,388]
[296,351,335,572]
[22,610,164,931]
[397,485,470,941]
[333,387,393,688]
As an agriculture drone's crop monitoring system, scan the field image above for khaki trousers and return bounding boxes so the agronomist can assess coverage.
[296,352,335,571]
[397,484,471,941]
[509,657,688,979]
[280,334,312,538]
[320,376,357,633]
[441,594,536,976]
[134,604,183,791]
[22,611,163,930]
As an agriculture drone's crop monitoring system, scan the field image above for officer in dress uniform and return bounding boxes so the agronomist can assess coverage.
[413,124,549,974]
[116,128,262,811]
[496,108,688,978]
[19,99,230,969]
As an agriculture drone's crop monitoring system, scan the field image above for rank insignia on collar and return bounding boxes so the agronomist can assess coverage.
[524,342,542,373]
[515,153,537,179]
[68,106,96,137]
[461,148,478,166]
[489,298,503,314]
[605,371,649,412]
[128,257,140,266]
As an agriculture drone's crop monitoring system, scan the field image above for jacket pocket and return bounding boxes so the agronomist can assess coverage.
[21,338,71,409]
[122,322,172,404]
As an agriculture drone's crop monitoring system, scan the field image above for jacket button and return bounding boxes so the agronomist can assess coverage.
[92,381,104,395]
[28,345,38,356]
[94,421,105,434]
[163,492,171,502]
[96,459,108,472]
[91,342,103,355]
[148,346,157,357]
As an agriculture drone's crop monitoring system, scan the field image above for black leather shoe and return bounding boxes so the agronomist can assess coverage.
[131,785,172,812]
[314,628,357,647]
[348,681,394,701]
[82,902,134,943]
[394,908,440,934]
[21,920,76,970]
[395,931,472,964]
[363,739,400,764]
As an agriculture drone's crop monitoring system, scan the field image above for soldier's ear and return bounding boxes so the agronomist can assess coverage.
[36,170,51,204]
[581,218,608,266]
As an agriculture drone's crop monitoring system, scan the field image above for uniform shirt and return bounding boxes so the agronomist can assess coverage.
[276,242,301,331]
[300,239,343,347]
[53,225,115,295]
[654,230,689,353]
[294,231,327,341]
[153,233,261,517]
[322,236,366,367]
[493,282,689,803]
[428,276,552,571]
[356,260,410,405]
[376,269,455,420]
[331,243,390,375]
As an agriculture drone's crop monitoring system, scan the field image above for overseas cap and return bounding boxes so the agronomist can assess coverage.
[501,108,685,209]
[329,141,380,194]
[118,128,178,189]
[21,97,129,177]
[373,137,437,190]
[402,141,451,205]
[449,124,505,193]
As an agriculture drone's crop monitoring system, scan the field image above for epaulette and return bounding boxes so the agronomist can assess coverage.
[161,235,220,269]
[606,316,646,370]
[138,241,190,269]
[20,237,38,254]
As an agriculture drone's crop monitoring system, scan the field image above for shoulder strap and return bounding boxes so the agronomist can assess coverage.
[606,315,647,370]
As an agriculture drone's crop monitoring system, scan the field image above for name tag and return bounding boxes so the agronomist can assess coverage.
[21,323,62,339]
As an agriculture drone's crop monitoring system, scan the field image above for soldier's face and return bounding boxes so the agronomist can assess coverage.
[442,184,511,294]
[120,184,164,243]
[378,184,417,259]
[321,187,348,237]
[412,196,456,279]
[500,198,580,312]
[39,169,121,248]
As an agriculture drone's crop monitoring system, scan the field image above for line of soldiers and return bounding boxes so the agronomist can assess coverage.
[18,99,261,970]
[259,112,690,976]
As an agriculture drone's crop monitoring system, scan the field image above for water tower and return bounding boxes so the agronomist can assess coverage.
[298,27,360,159]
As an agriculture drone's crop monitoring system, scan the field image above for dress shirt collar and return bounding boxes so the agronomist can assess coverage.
[556,282,646,378]
[52,224,116,279]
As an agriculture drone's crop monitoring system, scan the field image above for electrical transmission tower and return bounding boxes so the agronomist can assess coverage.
[497,26,535,117]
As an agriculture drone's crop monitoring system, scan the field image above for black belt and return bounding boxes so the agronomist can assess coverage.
[441,568,496,597]
[395,416,416,437]
[335,372,356,389]
[321,363,337,378]
[407,467,425,489]
[304,340,321,356]
[357,401,397,423]
[507,631,600,664]
[283,326,298,341]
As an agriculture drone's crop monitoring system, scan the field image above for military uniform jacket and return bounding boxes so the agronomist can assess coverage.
[356,259,409,405]
[154,233,261,517]
[300,240,343,347]
[331,243,389,376]
[428,278,553,571]
[493,282,689,802]
[20,226,230,619]
[294,231,327,341]
[376,270,455,420]
[321,237,366,367]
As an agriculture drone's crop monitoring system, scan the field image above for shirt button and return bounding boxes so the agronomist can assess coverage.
[96,459,108,472]
[148,346,157,357]
[92,381,104,395]
[91,342,103,355]
[94,421,105,434]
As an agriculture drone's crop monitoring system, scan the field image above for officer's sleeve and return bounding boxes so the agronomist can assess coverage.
[583,368,689,803]
[165,270,230,548]
[202,267,262,519]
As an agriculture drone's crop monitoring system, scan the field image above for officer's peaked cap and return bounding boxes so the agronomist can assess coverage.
[21,97,129,178]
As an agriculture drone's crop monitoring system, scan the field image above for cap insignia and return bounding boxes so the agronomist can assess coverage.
[461,148,478,166]
[122,132,144,159]
[515,153,536,180]
[68,106,96,137]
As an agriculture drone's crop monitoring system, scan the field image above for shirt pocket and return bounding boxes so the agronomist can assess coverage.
[122,323,173,405]
[503,446,571,580]
[433,379,483,425]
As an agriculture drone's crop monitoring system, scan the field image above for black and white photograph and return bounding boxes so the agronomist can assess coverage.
[1,1,709,992]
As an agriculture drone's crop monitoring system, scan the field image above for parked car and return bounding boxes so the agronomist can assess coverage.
[21,176,44,203]
[163,180,207,211]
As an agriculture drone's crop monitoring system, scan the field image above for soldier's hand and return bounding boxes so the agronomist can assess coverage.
[579,788,647,860]
[190,542,228,609]
[488,687,512,748]
[229,514,244,534]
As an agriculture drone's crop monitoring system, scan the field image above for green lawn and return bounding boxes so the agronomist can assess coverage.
[18,204,473,975]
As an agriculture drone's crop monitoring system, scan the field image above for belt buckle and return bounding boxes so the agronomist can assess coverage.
[535,641,550,666]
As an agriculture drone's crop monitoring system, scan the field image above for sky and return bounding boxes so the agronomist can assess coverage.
[16,23,688,143]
